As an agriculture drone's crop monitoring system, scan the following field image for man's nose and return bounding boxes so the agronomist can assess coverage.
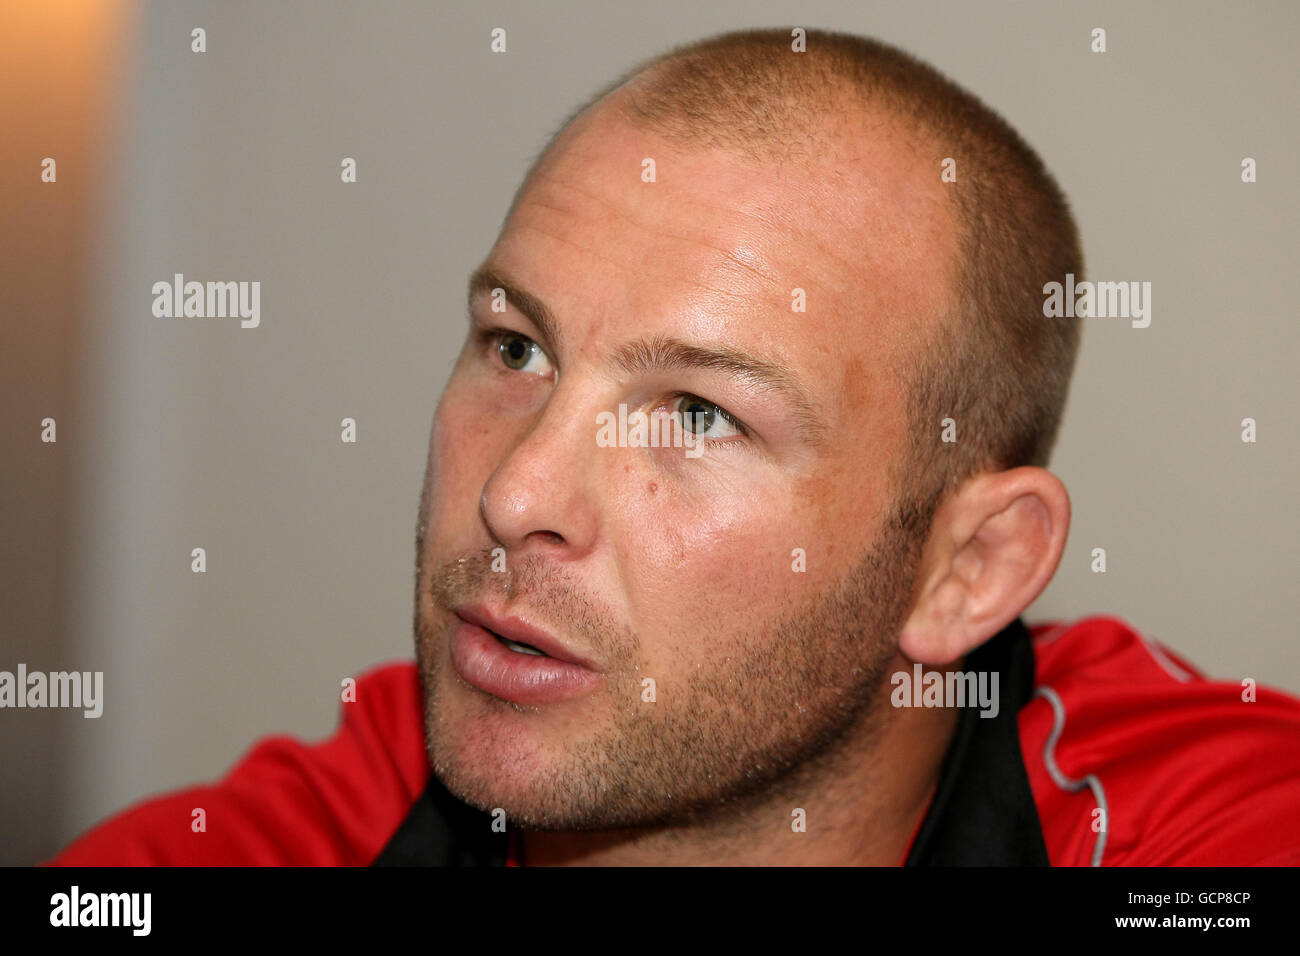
[478,389,601,559]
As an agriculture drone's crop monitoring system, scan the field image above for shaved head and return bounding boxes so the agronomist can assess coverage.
[517,27,1084,529]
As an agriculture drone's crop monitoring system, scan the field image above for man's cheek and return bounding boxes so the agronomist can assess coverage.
[635,634,757,716]
[629,642,700,715]
[432,396,506,501]
[621,514,796,647]
[433,385,487,457]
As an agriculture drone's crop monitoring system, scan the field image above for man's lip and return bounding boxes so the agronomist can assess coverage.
[452,604,598,671]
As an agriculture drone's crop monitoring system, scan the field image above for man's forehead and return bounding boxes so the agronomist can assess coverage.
[482,105,955,416]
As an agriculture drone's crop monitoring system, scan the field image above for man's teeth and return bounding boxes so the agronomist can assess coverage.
[498,634,546,657]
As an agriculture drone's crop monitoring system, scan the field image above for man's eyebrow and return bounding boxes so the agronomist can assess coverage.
[467,264,827,447]
[466,264,563,350]
[614,335,827,447]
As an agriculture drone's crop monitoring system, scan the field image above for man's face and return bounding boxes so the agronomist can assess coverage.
[414,98,958,829]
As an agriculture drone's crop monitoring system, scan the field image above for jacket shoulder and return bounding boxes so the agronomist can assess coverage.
[45,660,429,865]
[1019,615,1300,866]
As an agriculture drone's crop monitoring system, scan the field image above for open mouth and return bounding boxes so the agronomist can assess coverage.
[449,611,601,705]
[489,629,549,657]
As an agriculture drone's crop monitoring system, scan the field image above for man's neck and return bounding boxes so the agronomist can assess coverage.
[520,664,961,866]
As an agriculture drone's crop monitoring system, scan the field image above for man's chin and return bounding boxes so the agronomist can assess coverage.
[425,680,614,828]
[428,742,597,831]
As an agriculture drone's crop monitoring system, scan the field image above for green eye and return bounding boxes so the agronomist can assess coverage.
[676,394,744,438]
[679,396,715,434]
[497,333,550,374]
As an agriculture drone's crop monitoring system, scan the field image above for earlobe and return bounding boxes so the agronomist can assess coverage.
[898,467,1070,665]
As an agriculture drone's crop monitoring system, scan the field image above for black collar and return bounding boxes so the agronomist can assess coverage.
[373,617,1048,866]
[903,616,1049,865]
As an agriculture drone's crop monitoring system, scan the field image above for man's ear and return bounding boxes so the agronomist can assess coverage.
[898,467,1070,666]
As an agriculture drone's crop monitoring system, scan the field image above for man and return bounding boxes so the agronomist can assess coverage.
[48,28,1300,866]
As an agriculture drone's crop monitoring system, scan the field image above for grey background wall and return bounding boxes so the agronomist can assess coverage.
[2,0,1297,865]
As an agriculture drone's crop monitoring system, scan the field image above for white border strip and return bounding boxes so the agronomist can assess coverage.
[1033,685,1109,867]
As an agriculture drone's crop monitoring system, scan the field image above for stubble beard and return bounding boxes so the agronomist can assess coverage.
[413,498,928,834]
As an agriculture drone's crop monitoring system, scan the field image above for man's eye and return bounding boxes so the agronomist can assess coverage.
[496,333,553,375]
[674,394,745,439]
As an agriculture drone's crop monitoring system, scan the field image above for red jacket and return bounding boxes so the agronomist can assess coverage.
[45,615,1300,865]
